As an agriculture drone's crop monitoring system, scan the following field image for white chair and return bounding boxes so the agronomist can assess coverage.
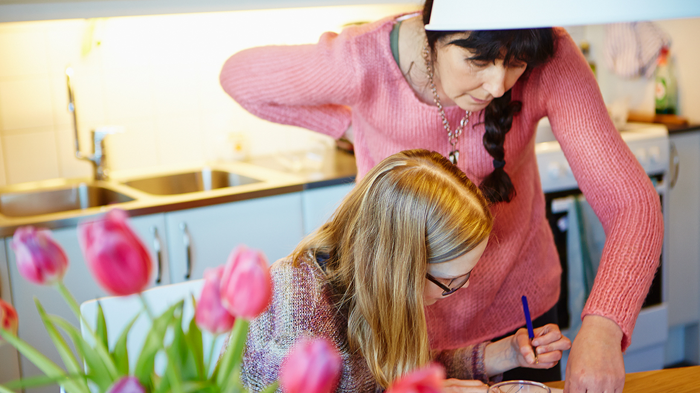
[79,280,226,375]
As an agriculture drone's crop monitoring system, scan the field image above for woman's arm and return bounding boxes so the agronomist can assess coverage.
[536,28,664,393]
[537,28,664,350]
[219,24,379,140]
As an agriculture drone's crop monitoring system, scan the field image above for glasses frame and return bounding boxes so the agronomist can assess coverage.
[425,271,471,296]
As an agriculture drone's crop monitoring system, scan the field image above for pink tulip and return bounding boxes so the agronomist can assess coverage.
[0,299,19,342]
[385,364,445,393]
[220,245,272,319]
[11,226,69,285]
[195,266,236,335]
[106,377,145,393]
[279,337,342,393]
[78,209,152,296]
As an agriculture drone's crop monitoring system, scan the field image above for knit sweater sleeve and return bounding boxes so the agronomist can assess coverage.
[431,342,494,383]
[219,24,374,140]
[240,257,377,393]
[535,29,664,351]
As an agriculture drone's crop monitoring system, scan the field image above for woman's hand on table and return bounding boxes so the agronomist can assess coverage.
[564,315,625,393]
[512,323,571,369]
[442,378,488,392]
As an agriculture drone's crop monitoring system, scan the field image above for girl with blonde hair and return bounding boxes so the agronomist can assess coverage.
[241,149,570,392]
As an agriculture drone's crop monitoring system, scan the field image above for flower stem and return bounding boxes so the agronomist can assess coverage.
[206,335,218,377]
[138,294,156,321]
[56,281,95,336]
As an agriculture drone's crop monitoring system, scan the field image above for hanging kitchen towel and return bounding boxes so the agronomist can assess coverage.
[604,21,671,78]
[564,195,604,341]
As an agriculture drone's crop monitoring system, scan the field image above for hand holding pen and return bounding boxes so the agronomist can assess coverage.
[512,296,572,368]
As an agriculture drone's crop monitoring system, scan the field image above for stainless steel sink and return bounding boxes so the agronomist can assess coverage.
[122,168,262,196]
[0,183,134,218]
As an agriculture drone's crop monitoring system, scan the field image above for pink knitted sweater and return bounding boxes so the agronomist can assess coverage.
[220,15,663,351]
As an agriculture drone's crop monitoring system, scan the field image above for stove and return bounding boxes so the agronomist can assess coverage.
[536,122,670,193]
[534,121,671,373]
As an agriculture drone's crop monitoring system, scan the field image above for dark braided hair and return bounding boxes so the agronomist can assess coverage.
[422,0,555,203]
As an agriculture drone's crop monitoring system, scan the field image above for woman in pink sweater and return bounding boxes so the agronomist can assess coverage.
[220,0,663,391]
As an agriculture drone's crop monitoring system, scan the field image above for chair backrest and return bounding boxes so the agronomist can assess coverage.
[80,280,225,374]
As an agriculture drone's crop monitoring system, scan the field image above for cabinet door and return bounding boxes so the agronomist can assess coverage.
[6,212,168,393]
[0,241,20,384]
[166,192,304,283]
[302,182,356,235]
[667,133,700,327]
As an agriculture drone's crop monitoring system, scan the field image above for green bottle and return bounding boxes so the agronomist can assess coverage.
[655,47,677,115]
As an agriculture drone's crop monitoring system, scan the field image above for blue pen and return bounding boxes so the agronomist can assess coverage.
[521,295,538,364]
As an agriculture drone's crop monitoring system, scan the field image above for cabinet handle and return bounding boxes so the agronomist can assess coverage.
[180,222,192,280]
[152,226,163,284]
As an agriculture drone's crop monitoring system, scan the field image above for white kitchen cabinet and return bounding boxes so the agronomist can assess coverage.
[0,241,21,385]
[5,213,169,393]
[165,192,304,282]
[301,182,356,235]
[666,132,700,364]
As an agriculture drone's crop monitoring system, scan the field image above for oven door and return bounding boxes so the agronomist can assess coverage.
[546,176,668,373]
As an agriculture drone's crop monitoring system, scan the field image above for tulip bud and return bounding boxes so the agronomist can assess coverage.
[220,245,272,319]
[11,226,69,285]
[195,266,236,335]
[385,364,445,393]
[279,337,342,393]
[0,299,19,343]
[78,209,152,296]
[106,376,146,393]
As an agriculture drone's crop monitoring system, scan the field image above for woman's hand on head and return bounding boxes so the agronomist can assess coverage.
[442,379,488,392]
[512,323,571,369]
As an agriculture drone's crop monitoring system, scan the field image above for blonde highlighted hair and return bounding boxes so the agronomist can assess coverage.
[292,149,493,387]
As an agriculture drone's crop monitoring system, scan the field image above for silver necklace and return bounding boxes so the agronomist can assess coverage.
[422,44,470,165]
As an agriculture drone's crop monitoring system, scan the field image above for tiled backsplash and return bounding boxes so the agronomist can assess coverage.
[0,4,417,186]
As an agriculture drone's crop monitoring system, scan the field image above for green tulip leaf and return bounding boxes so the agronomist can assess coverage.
[185,313,204,379]
[2,373,87,390]
[34,299,90,393]
[0,384,14,393]
[215,319,249,391]
[134,300,183,389]
[50,315,114,392]
[111,309,142,376]
[260,381,279,393]
[181,381,214,393]
[96,301,109,352]
[0,328,87,393]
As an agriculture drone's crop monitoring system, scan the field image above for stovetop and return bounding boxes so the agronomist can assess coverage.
[535,122,670,193]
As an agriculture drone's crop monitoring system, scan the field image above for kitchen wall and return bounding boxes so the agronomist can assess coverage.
[581,19,700,123]
[0,7,698,187]
[0,4,418,186]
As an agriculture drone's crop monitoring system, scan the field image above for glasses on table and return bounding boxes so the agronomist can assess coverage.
[425,270,472,296]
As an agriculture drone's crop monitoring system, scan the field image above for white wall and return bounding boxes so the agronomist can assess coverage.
[0,4,418,186]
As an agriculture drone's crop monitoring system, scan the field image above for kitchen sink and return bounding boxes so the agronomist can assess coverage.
[0,183,134,218]
[122,168,262,196]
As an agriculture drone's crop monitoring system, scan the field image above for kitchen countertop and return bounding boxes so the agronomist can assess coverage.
[666,123,700,135]
[545,365,700,392]
[0,148,357,238]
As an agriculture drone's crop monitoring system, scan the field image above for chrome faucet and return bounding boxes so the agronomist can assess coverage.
[65,67,123,181]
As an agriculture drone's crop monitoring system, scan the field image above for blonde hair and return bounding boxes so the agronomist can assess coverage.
[292,149,493,387]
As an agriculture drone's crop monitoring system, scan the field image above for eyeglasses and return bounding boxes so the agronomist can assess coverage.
[425,271,472,296]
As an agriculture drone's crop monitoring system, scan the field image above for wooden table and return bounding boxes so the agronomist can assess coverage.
[545,366,700,392]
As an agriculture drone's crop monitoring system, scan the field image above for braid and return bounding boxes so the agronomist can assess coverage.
[479,90,521,204]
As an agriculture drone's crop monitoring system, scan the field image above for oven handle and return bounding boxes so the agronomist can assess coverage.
[669,142,680,189]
